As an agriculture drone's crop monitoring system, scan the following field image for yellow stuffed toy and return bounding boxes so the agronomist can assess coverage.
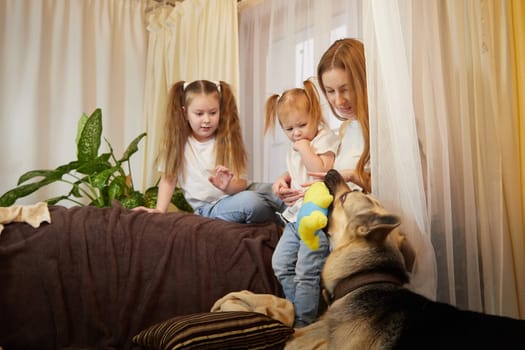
[297,181,334,250]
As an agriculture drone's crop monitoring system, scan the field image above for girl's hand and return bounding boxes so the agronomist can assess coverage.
[132,206,162,213]
[209,165,234,191]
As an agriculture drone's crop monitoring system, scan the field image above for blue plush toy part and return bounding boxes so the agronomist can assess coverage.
[297,181,334,250]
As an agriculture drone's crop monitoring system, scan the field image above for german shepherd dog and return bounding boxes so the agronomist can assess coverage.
[285,169,525,350]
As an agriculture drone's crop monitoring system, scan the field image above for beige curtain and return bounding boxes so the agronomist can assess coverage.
[141,0,239,189]
[510,0,525,317]
[0,0,148,205]
[366,0,525,317]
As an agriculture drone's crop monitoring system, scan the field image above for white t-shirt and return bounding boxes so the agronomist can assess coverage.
[158,136,233,210]
[282,126,340,222]
[334,119,368,190]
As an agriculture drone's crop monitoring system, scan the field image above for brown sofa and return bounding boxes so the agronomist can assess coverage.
[0,204,283,349]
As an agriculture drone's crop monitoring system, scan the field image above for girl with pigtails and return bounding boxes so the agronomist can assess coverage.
[264,79,339,327]
[136,80,282,224]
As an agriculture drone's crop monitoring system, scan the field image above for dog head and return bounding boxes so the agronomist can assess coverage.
[322,169,415,294]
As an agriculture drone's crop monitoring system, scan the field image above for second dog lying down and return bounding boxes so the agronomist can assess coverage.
[285,169,525,350]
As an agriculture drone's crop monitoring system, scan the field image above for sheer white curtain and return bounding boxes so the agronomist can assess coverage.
[239,0,437,300]
[0,0,148,205]
[239,0,362,181]
[141,0,239,189]
[365,0,525,317]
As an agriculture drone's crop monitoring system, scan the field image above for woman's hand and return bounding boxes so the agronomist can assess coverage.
[272,172,303,207]
[278,187,303,207]
[209,165,234,191]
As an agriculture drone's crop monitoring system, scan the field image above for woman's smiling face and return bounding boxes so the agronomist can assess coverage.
[322,67,356,120]
[185,93,220,142]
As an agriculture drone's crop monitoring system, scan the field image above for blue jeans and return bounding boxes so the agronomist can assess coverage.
[195,185,284,224]
[272,221,330,327]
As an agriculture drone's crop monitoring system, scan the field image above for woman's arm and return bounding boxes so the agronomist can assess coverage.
[307,169,371,191]
[272,171,302,207]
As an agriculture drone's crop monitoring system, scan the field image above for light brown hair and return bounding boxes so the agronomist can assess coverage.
[317,38,370,192]
[158,80,247,181]
[264,79,326,136]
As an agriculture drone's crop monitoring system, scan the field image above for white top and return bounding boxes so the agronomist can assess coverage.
[334,119,369,190]
[282,126,340,222]
[158,136,233,210]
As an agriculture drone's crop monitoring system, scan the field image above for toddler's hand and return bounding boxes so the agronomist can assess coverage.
[293,139,311,152]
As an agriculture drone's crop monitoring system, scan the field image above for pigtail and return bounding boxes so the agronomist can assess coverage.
[264,95,280,136]
[303,79,327,129]
[157,80,190,181]
[215,81,247,179]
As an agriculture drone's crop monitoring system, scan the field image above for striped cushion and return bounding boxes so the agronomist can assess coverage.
[132,311,294,350]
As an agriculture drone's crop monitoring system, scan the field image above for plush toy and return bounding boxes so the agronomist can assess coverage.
[297,181,334,250]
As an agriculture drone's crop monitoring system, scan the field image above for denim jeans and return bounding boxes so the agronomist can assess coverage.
[195,185,284,224]
[272,221,330,327]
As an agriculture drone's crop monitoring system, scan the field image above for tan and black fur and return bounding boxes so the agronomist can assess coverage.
[285,169,525,350]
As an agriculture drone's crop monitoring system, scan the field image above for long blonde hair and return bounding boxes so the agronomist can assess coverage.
[158,80,247,181]
[264,79,326,136]
[317,38,371,193]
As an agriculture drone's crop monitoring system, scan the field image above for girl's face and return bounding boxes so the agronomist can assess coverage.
[321,67,356,120]
[280,105,318,143]
[185,93,220,142]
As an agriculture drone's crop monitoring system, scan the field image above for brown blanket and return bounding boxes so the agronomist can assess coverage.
[0,204,283,350]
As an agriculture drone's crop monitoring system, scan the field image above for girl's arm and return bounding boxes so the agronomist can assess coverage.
[132,174,177,213]
[209,165,247,195]
[293,139,335,172]
[155,175,178,212]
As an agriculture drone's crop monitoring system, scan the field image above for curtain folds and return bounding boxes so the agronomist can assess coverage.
[0,0,148,205]
[141,0,239,189]
[241,0,525,318]
[510,0,525,316]
[365,0,525,317]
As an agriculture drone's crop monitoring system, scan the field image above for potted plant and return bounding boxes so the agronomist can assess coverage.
[0,108,193,212]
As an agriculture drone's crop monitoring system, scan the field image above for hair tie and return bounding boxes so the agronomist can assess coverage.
[213,80,221,93]
[182,80,220,93]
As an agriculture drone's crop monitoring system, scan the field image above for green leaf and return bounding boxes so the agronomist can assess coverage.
[90,166,120,189]
[75,113,89,145]
[46,195,69,205]
[144,186,158,209]
[119,132,147,162]
[0,178,56,207]
[119,190,145,209]
[17,170,57,185]
[77,108,102,162]
[76,156,112,175]
[171,187,193,213]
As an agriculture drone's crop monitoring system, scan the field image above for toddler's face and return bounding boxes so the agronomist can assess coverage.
[280,106,318,143]
[185,93,220,142]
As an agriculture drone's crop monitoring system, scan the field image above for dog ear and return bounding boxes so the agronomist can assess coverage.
[356,213,400,243]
